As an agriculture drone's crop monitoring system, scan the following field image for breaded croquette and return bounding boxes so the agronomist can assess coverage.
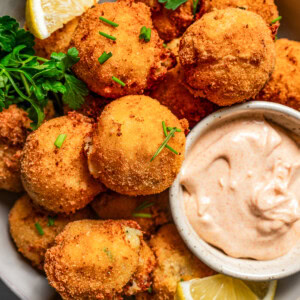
[202,0,279,24]
[150,65,218,128]
[149,224,215,299]
[91,190,171,234]
[9,194,93,270]
[179,8,276,106]
[34,17,80,59]
[21,113,105,214]
[87,95,187,196]
[257,39,300,110]
[44,220,155,299]
[0,105,30,192]
[70,2,174,99]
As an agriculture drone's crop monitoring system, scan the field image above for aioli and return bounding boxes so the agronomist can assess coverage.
[181,114,300,260]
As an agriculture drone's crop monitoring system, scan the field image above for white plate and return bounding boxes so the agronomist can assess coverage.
[0,0,299,299]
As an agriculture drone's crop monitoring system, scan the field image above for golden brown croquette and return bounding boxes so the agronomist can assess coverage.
[44,220,155,299]
[149,224,215,299]
[256,39,300,111]
[70,2,175,99]
[87,95,187,196]
[9,194,94,270]
[21,113,105,214]
[179,8,276,106]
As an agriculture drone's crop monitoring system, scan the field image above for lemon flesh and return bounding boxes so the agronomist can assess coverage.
[176,274,277,300]
[26,0,96,39]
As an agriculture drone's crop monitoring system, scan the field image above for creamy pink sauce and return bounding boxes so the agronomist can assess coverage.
[181,114,300,260]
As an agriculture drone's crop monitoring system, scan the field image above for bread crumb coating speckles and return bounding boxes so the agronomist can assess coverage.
[179,8,276,106]
[70,2,175,99]
[44,220,155,299]
[87,95,187,196]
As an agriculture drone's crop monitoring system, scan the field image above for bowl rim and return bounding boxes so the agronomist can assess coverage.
[170,100,300,281]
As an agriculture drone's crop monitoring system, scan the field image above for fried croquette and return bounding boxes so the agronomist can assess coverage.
[21,113,105,214]
[149,224,215,299]
[9,194,93,270]
[179,8,276,106]
[202,0,279,24]
[44,220,155,299]
[70,2,174,98]
[34,17,80,59]
[91,190,171,234]
[87,95,187,196]
[150,65,218,128]
[0,105,30,192]
[256,39,300,110]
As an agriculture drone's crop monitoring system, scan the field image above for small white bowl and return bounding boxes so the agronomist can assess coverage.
[170,101,300,281]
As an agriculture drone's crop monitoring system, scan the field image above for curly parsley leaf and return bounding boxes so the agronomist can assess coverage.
[63,74,88,109]
[158,0,188,10]
[0,16,88,129]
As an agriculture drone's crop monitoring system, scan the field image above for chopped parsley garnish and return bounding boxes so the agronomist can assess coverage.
[98,51,113,64]
[270,16,282,24]
[99,16,119,27]
[54,134,67,148]
[0,16,88,129]
[134,201,155,212]
[35,222,44,235]
[148,287,153,294]
[112,76,125,87]
[192,0,200,15]
[47,216,56,227]
[139,26,151,42]
[163,43,167,48]
[158,0,188,11]
[99,31,116,41]
[132,213,153,218]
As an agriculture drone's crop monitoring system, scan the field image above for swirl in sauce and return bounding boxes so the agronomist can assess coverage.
[181,114,300,260]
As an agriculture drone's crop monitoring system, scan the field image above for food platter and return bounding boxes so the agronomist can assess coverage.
[0,0,300,299]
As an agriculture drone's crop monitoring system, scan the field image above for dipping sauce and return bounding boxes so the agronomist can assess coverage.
[180,114,300,260]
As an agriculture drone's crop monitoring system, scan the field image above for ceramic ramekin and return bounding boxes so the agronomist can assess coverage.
[170,101,300,281]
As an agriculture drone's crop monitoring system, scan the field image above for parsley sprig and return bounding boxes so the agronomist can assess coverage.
[0,16,88,129]
[158,0,188,11]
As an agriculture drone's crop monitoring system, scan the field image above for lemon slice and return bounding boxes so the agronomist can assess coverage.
[26,0,96,39]
[176,274,277,300]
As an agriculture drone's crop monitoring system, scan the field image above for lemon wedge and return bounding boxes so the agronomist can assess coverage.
[26,0,96,39]
[176,274,277,300]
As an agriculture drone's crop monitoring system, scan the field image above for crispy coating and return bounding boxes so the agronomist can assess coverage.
[149,224,215,299]
[21,113,105,214]
[91,190,171,235]
[70,2,174,99]
[9,194,93,270]
[256,39,300,111]
[0,105,30,192]
[44,220,155,299]
[179,8,276,106]
[87,95,187,196]
[34,17,80,59]
[150,65,218,128]
[202,0,279,24]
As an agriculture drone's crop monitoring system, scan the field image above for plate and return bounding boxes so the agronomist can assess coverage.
[0,0,299,299]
